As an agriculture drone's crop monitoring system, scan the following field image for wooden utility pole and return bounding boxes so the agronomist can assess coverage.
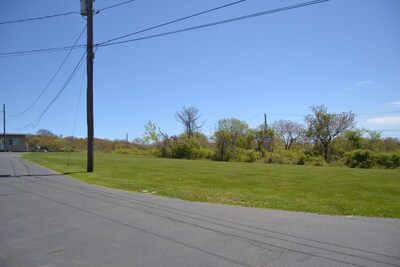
[264,113,268,153]
[86,0,94,172]
[2,104,5,152]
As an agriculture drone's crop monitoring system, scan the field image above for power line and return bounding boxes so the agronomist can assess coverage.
[0,44,86,58]
[68,66,86,167]
[96,0,138,13]
[356,111,400,116]
[6,26,87,118]
[0,0,323,57]
[0,0,138,26]
[0,11,79,26]
[98,0,246,46]
[98,0,329,48]
[0,0,244,57]
[7,51,87,131]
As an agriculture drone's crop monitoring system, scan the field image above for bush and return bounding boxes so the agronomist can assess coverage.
[264,150,326,166]
[376,153,400,169]
[190,147,214,160]
[344,149,375,168]
[344,150,400,169]
[226,148,262,162]
[112,148,132,154]
[165,136,214,160]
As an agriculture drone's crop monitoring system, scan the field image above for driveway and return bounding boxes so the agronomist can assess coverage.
[0,153,399,266]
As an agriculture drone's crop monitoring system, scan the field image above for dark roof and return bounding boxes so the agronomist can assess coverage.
[3,133,27,137]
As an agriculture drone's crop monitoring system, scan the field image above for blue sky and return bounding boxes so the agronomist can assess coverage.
[1,0,399,140]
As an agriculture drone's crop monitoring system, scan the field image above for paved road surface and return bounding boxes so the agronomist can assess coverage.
[0,153,399,267]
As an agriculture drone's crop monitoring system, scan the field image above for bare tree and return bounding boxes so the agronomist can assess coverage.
[272,120,304,150]
[305,105,356,161]
[175,106,204,138]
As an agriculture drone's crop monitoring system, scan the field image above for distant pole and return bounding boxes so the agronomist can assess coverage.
[126,133,128,148]
[86,0,94,172]
[264,113,268,153]
[3,104,5,152]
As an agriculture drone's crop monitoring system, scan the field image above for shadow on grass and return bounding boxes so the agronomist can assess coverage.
[63,172,87,175]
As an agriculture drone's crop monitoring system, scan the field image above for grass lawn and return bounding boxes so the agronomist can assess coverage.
[21,152,400,218]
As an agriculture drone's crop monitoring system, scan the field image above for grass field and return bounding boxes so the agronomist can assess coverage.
[21,152,400,218]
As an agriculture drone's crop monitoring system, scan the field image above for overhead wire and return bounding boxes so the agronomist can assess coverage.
[97,0,246,46]
[96,0,138,13]
[0,11,79,26]
[0,0,137,26]
[7,50,87,131]
[6,25,87,117]
[68,65,86,166]
[97,0,329,48]
[0,0,244,57]
[0,44,86,58]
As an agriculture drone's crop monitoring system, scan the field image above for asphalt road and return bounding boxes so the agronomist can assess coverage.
[0,153,399,267]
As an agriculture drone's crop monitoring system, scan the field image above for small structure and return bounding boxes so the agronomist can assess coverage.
[1,134,27,152]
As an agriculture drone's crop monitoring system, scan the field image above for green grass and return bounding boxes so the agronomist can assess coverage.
[21,152,400,218]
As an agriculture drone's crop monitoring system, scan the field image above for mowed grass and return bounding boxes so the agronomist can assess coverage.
[21,152,400,218]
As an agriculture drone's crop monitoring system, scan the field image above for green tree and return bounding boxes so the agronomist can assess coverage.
[213,118,249,161]
[305,105,356,161]
[143,120,159,144]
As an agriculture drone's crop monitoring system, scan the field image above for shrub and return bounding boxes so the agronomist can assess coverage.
[226,148,262,162]
[190,147,214,160]
[344,149,400,169]
[376,153,400,169]
[344,149,375,168]
[112,148,132,154]
[264,150,326,166]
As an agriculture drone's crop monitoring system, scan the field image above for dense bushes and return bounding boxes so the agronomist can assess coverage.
[344,149,400,169]
[166,136,214,160]
[27,126,400,169]
[264,150,325,166]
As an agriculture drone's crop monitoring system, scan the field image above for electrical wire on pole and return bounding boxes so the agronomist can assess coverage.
[97,0,329,48]
[97,0,246,46]
[1,0,246,57]
[6,26,87,117]
[5,51,87,131]
[0,12,79,26]
[0,0,137,25]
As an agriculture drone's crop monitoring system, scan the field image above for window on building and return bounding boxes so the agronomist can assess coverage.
[8,138,20,146]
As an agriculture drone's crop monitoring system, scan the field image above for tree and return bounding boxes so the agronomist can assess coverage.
[143,120,159,144]
[305,105,356,161]
[213,118,249,161]
[175,106,204,138]
[36,129,56,137]
[272,120,304,150]
[344,129,365,150]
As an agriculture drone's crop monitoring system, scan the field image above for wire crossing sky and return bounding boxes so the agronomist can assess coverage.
[0,0,399,139]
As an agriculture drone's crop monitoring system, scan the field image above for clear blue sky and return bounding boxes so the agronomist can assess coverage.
[1,0,399,140]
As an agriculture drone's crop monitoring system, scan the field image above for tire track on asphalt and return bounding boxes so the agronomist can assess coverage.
[10,159,398,267]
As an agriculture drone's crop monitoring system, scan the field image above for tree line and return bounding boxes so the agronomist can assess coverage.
[26,105,400,169]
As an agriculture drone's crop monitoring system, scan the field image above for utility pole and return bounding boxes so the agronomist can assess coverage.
[82,0,94,172]
[126,133,129,148]
[264,113,268,153]
[3,104,5,152]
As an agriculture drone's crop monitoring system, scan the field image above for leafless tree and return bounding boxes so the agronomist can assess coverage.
[272,119,305,150]
[175,106,204,138]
